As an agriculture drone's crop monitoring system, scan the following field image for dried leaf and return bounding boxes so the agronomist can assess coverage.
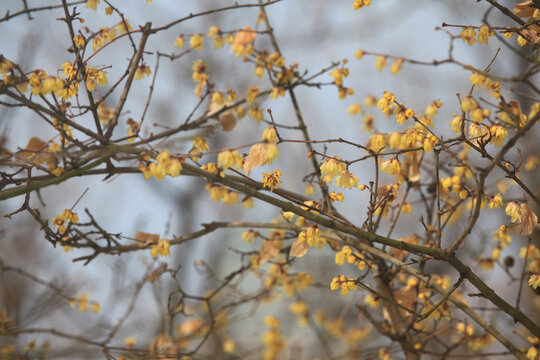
[523,21,540,45]
[289,238,309,258]
[514,1,536,17]
[407,153,421,183]
[377,185,391,199]
[98,103,115,123]
[220,112,237,131]
[259,240,281,264]
[519,204,538,235]
[19,137,47,158]
[244,143,268,176]
[194,79,206,99]
[394,285,417,319]
[134,231,160,246]
[234,26,256,46]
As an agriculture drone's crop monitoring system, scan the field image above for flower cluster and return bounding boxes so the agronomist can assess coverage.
[68,293,100,314]
[52,209,79,233]
[330,275,357,296]
[139,150,182,180]
[335,245,366,270]
[297,226,325,248]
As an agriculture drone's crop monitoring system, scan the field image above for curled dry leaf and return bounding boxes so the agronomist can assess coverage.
[234,26,256,46]
[289,238,309,258]
[407,153,421,183]
[513,1,536,18]
[220,112,236,131]
[259,240,281,264]
[19,137,47,158]
[244,143,268,176]
[519,203,538,235]
[194,79,207,99]
[134,231,160,246]
[208,101,237,131]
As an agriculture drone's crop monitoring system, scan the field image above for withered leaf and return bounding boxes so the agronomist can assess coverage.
[244,143,268,176]
[19,137,47,158]
[519,203,538,235]
[407,153,421,183]
[134,231,160,246]
[220,112,237,131]
[259,240,281,264]
[513,1,536,18]
[289,238,309,258]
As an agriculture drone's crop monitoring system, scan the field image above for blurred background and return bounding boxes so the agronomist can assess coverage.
[1,0,538,358]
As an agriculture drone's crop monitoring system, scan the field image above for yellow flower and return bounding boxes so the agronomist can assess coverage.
[423,133,438,153]
[367,133,386,152]
[380,158,401,176]
[375,56,387,71]
[529,274,540,290]
[266,144,280,164]
[86,0,100,11]
[223,191,239,205]
[461,26,475,45]
[262,169,282,191]
[320,157,346,179]
[425,100,442,117]
[329,192,344,202]
[134,65,151,80]
[193,136,210,152]
[354,49,365,59]
[217,149,242,170]
[489,125,507,147]
[246,85,260,103]
[377,91,395,113]
[488,194,503,209]
[124,337,136,348]
[347,104,362,115]
[150,239,170,258]
[305,183,315,196]
[262,126,278,144]
[242,197,254,208]
[505,202,521,223]
[401,202,412,213]
[335,170,359,189]
[174,36,185,48]
[477,24,493,44]
[449,115,463,134]
[190,34,204,50]
[391,58,404,74]
[517,35,527,47]
[211,91,225,106]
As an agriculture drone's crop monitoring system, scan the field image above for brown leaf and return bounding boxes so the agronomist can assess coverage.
[220,112,237,131]
[234,26,256,46]
[407,153,421,183]
[194,79,206,99]
[243,143,268,176]
[514,1,536,17]
[377,185,391,199]
[259,240,281,264]
[394,285,417,319]
[289,238,309,258]
[134,231,160,246]
[519,204,538,235]
[523,21,540,45]
[19,137,47,158]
